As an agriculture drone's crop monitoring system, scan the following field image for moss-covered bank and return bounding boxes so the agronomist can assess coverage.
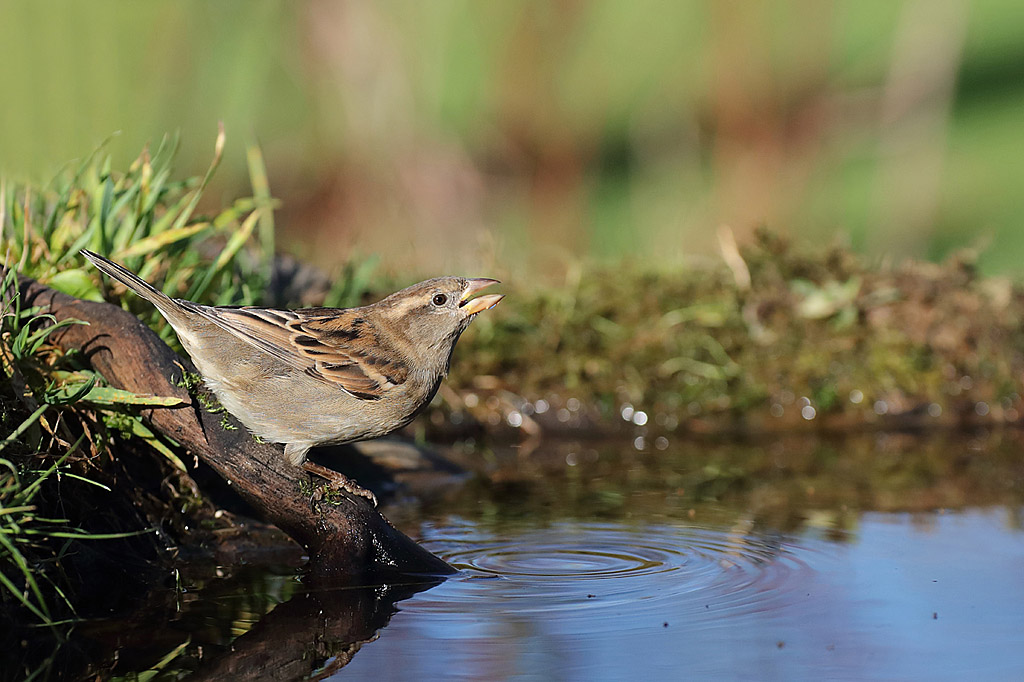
[443,231,1024,439]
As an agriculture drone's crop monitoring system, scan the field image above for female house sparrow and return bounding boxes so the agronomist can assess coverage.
[81,250,503,504]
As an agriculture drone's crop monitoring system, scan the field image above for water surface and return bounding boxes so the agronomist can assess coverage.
[342,509,1024,680]
[19,433,1024,680]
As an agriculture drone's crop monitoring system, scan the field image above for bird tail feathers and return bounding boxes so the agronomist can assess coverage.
[80,250,178,314]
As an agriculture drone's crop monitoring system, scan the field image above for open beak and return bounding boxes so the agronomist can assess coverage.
[460,278,504,316]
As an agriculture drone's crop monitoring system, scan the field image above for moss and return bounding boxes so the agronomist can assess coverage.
[174,371,237,430]
[442,231,1024,434]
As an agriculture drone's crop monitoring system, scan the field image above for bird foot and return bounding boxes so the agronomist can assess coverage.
[302,461,378,507]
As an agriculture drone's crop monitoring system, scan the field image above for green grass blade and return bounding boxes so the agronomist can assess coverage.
[117,222,211,258]
[23,528,155,540]
[0,404,48,455]
[186,208,259,302]
[0,529,51,622]
[128,419,186,472]
[246,142,275,266]
[17,448,75,504]
[167,124,226,235]
[78,385,186,407]
[136,637,191,682]
[58,473,110,491]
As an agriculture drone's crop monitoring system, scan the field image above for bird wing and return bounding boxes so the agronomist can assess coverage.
[184,303,408,401]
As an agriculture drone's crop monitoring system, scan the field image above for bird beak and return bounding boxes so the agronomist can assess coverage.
[460,278,504,315]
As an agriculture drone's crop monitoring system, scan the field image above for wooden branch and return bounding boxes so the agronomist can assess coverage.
[16,273,453,579]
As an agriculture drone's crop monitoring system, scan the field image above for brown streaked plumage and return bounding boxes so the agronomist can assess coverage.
[81,250,503,504]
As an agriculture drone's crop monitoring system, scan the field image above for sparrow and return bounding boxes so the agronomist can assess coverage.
[81,250,503,505]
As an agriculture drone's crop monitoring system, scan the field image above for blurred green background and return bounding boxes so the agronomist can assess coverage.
[2,0,1023,281]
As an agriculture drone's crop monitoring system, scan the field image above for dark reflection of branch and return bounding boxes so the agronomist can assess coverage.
[187,577,443,682]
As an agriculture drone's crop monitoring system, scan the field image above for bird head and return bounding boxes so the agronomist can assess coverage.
[377,276,503,352]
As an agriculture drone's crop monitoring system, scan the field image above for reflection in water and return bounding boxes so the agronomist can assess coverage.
[187,577,443,681]
[10,434,1024,680]
[12,568,441,681]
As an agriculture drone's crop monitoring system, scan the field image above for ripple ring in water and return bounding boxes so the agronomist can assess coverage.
[412,520,828,628]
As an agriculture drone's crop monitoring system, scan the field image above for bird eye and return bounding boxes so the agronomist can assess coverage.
[432,293,448,306]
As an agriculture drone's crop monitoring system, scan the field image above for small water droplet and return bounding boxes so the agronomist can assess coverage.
[770,403,784,418]
[507,411,523,428]
[801,405,816,420]
[975,402,990,416]
[464,393,479,408]
[534,399,549,414]
[873,400,888,415]
[632,411,648,426]
[633,436,646,451]
[567,398,581,412]
[620,404,635,421]
[849,389,864,404]
[928,403,942,418]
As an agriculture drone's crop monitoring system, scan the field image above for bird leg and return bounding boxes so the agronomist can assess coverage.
[302,461,378,507]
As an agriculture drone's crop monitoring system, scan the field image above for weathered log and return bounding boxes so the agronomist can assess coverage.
[17,274,454,579]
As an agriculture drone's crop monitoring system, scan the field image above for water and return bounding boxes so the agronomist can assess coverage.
[421,519,818,624]
[344,510,1024,681]
[16,433,1024,680]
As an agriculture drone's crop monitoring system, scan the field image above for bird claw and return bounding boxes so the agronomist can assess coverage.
[302,461,378,507]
